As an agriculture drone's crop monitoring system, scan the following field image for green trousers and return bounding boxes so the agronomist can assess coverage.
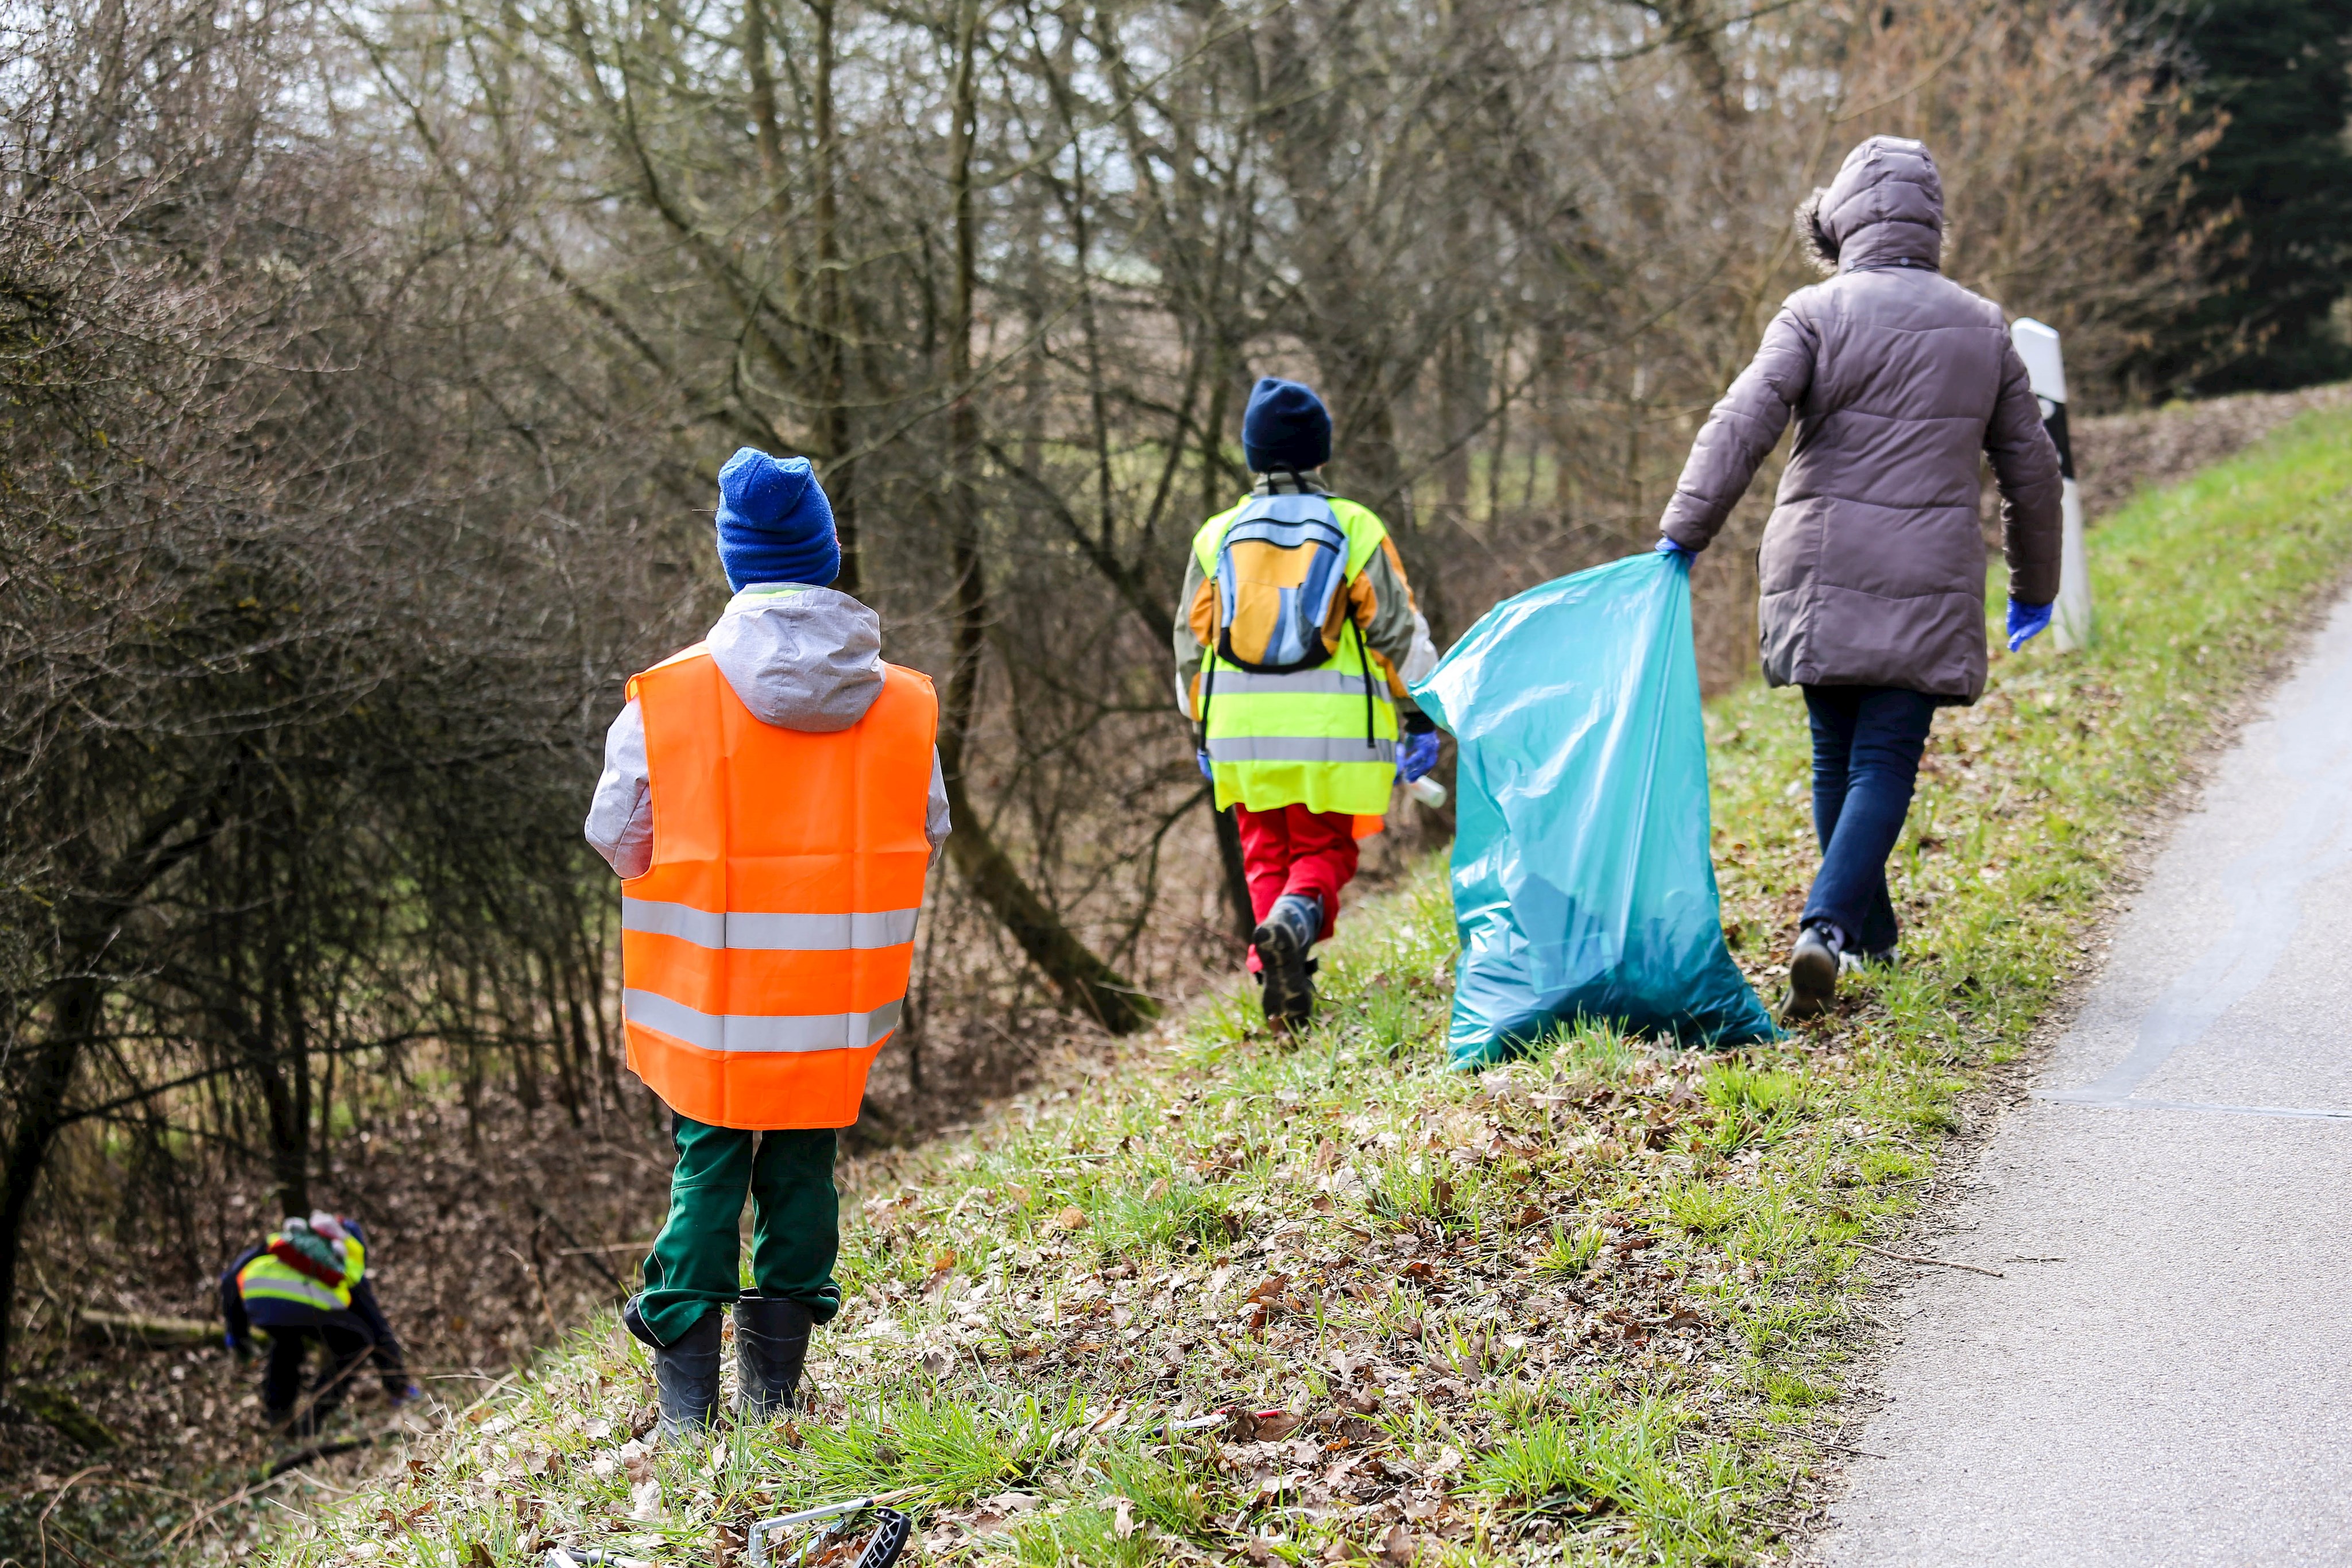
[636,1114,841,1347]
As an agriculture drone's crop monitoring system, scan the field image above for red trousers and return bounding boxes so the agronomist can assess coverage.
[1233,804,1359,970]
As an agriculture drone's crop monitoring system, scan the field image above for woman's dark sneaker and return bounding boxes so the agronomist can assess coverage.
[1839,946,1897,974]
[1252,893,1322,1029]
[733,1293,814,1420]
[1784,921,1843,1023]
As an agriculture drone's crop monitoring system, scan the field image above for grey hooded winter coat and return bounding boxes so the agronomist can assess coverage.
[1658,136,2063,703]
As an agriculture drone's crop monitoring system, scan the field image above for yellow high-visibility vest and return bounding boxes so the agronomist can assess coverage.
[237,1232,364,1314]
[1191,494,1398,815]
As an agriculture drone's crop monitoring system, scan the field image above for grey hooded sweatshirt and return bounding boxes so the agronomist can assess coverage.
[585,586,951,880]
[1658,136,2063,703]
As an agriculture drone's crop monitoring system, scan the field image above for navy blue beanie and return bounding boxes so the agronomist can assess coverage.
[1241,377,1332,473]
[714,448,840,591]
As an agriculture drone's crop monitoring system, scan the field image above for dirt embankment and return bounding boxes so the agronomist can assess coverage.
[2074,384,2352,524]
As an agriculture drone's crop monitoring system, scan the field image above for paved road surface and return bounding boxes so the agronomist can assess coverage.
[1820,593,2352,1566]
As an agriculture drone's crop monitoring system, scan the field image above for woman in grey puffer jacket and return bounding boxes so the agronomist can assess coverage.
[1656,135,2064,1021]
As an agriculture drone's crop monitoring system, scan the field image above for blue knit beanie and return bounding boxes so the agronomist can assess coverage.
[714,448,840,591]
[1241,377,1332,473]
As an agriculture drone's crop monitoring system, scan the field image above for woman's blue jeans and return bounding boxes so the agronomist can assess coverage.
[1800,684,1939,955]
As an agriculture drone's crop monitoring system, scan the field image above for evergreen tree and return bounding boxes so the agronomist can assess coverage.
[2131,0,2352,392]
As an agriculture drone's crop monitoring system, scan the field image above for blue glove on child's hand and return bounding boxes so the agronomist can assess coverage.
[1654,536,1695,559]
[1197,749,1213,783]
[2006,598,2053,652]
[1398,730,1441,783]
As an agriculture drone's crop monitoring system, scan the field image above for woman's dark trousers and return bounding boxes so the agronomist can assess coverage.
[1800,684,1939,955]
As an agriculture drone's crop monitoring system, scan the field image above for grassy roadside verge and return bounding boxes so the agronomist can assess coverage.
[248,405,2352,1568]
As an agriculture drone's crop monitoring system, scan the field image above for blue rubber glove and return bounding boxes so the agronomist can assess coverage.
[1654,536,1695,559]
[1398,730,1441,783]
[2006,598,2053,652]
[1196,749,1213,783]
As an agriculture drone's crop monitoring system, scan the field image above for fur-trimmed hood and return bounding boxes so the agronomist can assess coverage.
[1796,135,1943,274]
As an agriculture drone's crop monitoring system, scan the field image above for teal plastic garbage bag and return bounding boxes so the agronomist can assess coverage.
[1411,552,1778,1065]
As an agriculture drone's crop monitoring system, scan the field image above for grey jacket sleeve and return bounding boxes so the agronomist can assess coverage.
[1984,337,2065,607]
[927,751,950,868]
[1173,551,1210,719]
[584,699,654,880]
[1351,532,1432,716]
[1658,304,1819,550]
[1353,537,1419,670]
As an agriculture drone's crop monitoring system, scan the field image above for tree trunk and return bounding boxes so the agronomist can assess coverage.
[245,953,311,1218]
[0,978,100,1385]
[1210,798,1255,947]
[547,951,586,1129]
[1196,350,1260,943]
[562,954,605,1133]
[935,0,1156,1035]
[0,789,225,1384]
[1643,0,1743,122]
[807,0,858,594]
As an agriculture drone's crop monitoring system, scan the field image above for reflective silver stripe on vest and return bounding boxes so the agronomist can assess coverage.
[1206,669,1378,696]
[240,1272,346,1312]
[1205,735,1396,763]
[623,989,903,1053]
[622,899,919,952]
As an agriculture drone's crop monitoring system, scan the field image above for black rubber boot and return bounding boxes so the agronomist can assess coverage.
[1783,921,1842,1023]
[629,1300,721,1441]
[1252,892,1321,1030]
[733,1293,815,1421]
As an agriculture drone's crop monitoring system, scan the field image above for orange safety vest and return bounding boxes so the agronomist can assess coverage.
[621,645,937,1129]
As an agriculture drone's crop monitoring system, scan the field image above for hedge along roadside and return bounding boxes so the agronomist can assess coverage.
[243,404,2352,1568]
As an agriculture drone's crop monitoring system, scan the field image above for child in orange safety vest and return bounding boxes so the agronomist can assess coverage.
[585,449,949,1438]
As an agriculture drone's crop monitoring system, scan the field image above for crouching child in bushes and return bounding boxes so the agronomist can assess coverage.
[220,1212,417,1435]
[586,449,949,1438]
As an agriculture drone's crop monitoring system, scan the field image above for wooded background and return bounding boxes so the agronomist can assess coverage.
[2,0,2347,1431]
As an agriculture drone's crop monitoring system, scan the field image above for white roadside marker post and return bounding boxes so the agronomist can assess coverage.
[2009,318,2091,652]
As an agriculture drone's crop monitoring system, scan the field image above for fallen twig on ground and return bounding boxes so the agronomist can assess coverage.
[1855,1242,2005,1278]
[1792,1431,1887,1461]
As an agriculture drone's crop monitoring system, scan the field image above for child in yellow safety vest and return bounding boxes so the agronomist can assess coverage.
[1175,379,1440,1028]
[219,1212,416,1434]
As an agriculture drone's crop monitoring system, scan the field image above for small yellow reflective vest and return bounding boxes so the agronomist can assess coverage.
[237,1232,365,1315]
[1192,494,1398,815]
